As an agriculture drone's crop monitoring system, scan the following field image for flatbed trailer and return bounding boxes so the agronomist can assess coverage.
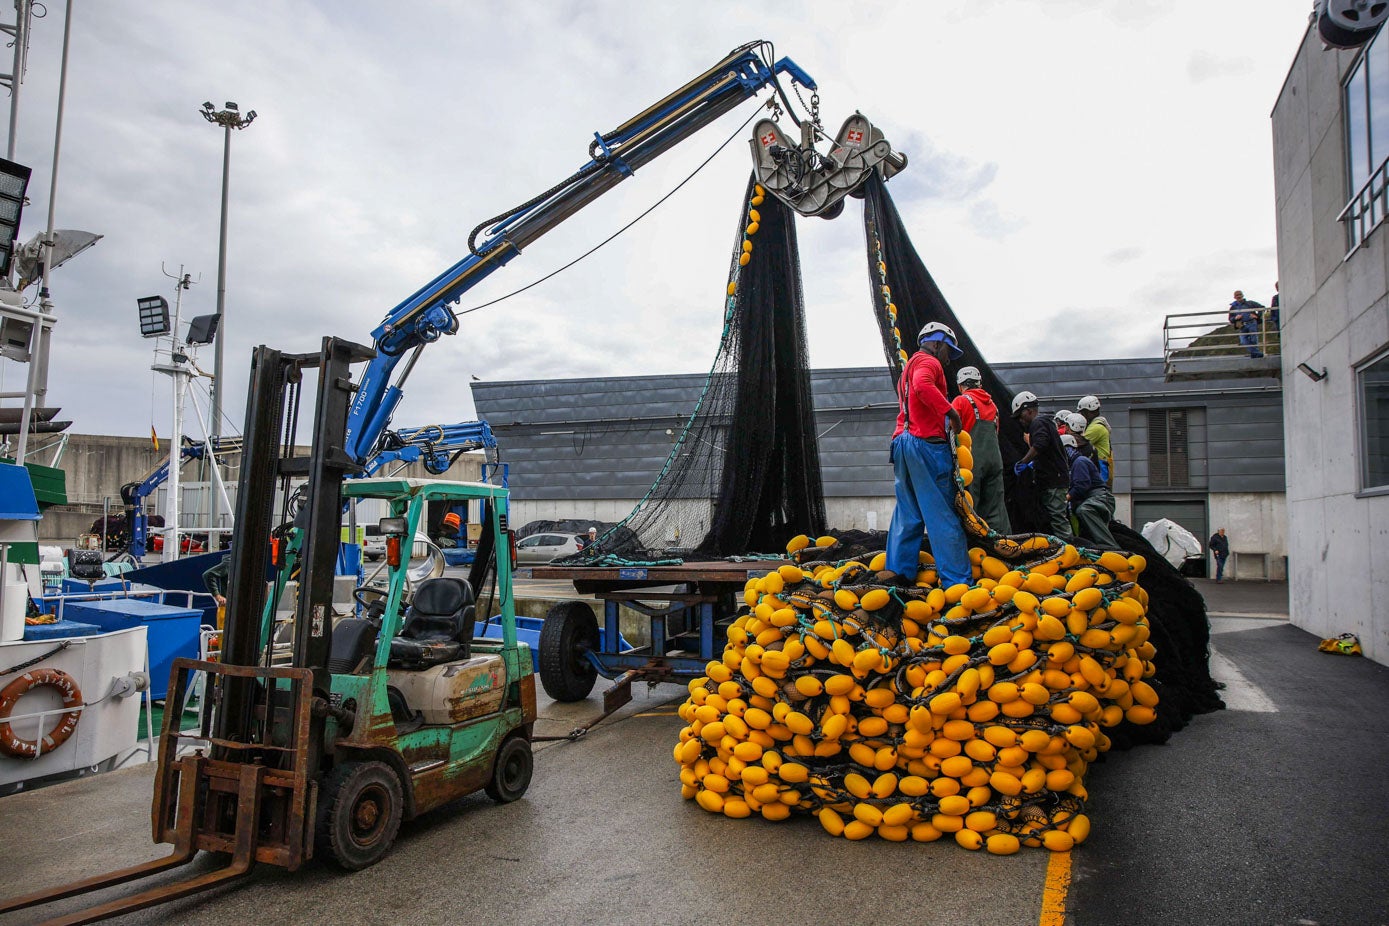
[526,560,789,710]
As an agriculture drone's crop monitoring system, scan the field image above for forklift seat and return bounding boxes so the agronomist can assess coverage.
[388,578,476,670]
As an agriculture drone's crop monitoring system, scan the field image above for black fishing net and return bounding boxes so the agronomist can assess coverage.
[859,172,1048,534]
[559,174,825,565]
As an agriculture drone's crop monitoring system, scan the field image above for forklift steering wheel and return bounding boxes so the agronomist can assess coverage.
[353,585,390,621]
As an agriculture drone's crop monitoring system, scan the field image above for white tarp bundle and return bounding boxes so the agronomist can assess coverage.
[1141,518,1203,569]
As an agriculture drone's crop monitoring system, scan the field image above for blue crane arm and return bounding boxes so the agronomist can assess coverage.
[362,420,497,477]
[343,42,815,463]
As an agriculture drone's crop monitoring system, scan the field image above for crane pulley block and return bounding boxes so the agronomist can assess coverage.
[749,112,905,219]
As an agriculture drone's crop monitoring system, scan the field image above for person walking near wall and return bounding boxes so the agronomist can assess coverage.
[886,322,972,590]
[1209,527,1230,583]
[1062,433,1118,549]
[1077,396,1113,485]
[1011,392,1072,536]
[950,366,1011,534]
[1229,289,1266,358]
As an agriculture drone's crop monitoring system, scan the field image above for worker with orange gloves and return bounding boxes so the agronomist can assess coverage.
[886,322,972,589]
[950,366,1010,534]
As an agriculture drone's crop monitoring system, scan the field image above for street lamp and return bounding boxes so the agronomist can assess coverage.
[199,100,255,533]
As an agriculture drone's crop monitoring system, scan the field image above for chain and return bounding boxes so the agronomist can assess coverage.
[792,83,823,132]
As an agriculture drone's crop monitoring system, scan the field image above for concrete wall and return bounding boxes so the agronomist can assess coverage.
[1273,28,1389,662]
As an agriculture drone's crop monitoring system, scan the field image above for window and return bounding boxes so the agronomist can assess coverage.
[1359,347,1389,491]
[1147,409,1189,487]
[1342,26,1389,252]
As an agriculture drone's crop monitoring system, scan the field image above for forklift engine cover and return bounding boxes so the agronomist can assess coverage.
[387,654,507,725]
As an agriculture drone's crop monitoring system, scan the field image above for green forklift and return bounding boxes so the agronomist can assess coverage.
[0,338,536,924]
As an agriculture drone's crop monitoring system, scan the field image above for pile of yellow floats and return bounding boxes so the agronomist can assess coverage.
[674,483,1157,853]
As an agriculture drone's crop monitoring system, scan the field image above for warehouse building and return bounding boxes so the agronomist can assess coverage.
[472,357,1286,578]
[1272,24,1389,664]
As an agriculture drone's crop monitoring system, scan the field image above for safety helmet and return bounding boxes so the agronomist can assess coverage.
[1060,433,1078,449]
[1077,395,1101,412]
[1011,391,1039,416]
[1062,411,1086,433]
[956,365,982,386]
[918,321,964,360]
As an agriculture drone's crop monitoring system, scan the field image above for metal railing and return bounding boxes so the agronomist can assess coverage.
[1162,309,1281,378]
[1339,156,1389,256]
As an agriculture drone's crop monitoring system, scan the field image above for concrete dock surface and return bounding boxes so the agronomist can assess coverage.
[1,580,1386,926]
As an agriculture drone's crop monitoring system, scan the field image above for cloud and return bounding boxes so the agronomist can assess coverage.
[0,0,1300,443]
[1188,50,1256,83]
[1103,247,1145,265]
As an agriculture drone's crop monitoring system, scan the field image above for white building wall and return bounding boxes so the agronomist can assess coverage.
[1207,493,1288,580]
[1273,30,1389,664]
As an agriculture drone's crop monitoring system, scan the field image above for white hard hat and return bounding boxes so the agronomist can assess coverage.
[1060,433,1078,449]
[917,321,963,359]
[956,365,982,386]
[1063,411,1087,433]
[1011,391,1039,416]
[1078,395,1101,412]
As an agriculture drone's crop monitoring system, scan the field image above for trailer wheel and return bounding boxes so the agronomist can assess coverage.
[538,600,599,702]
[485,732,534,803]
[315,760,403,871]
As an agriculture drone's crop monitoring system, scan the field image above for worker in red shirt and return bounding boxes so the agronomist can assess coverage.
[950,366,1010,534]
[886,322,972,589]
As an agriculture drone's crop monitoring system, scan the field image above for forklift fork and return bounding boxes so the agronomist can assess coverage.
[0,659,317,925]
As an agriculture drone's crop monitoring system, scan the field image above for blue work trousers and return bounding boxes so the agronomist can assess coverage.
[1238,321,1263,358]
[887,433,972,588]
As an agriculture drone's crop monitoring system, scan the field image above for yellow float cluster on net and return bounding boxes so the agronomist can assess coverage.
[674,532,1155,853]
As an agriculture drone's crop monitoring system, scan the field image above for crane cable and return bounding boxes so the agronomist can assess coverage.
[454,104,767,319]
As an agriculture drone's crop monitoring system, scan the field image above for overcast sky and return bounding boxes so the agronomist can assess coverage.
[0,0,1313,442]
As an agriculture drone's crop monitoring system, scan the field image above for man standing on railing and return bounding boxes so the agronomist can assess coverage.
[1229,289,1265,358]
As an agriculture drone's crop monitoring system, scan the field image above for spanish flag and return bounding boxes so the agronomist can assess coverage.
[151,426,159,452]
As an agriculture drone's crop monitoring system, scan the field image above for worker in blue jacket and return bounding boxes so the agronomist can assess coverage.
[1062,433,1117,549]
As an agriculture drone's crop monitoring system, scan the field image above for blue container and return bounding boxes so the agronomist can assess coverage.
[23,619,101,640]
[473,615,628,672]
[63,599,203,700]
[60,577,131,595]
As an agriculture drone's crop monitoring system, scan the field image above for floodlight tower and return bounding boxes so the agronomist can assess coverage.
[199,100,255,533]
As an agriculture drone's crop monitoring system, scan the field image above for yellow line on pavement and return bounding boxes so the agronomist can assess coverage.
[1038,850,1072,926]
[632,710,680,718]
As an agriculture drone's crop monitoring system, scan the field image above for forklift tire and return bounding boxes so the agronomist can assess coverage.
[485,733,533,804]
[315,760,404,871]
[538,601,599,702]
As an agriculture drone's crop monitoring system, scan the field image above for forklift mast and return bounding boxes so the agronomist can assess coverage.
[217,337,373,759]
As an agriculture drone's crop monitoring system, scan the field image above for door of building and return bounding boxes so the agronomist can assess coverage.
[1131,496,1209,577]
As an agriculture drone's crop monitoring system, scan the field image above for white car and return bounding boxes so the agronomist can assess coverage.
[362,525,386,562]
[514,532,585,564]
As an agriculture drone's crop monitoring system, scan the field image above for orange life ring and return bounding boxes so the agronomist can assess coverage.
[0,668,82,758]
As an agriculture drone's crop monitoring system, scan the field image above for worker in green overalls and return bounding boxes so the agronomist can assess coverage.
[950,366,1011,534]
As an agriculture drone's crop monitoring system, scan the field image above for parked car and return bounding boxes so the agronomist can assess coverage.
[514,532,585,564]
[362,525,386,562]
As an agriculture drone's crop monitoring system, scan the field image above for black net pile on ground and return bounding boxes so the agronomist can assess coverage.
[674,506,1165,852]
[559,175,826,565]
